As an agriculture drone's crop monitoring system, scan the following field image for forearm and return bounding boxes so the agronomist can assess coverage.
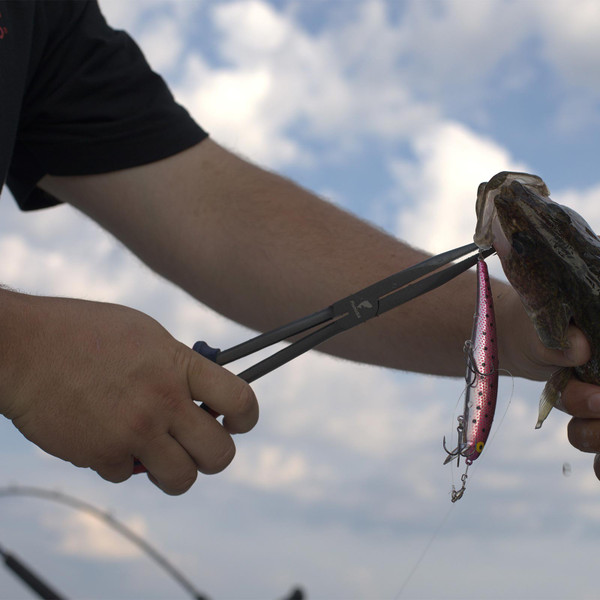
[39,140,509,377]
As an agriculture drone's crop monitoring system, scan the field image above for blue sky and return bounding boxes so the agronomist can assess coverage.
[2,1,600,598]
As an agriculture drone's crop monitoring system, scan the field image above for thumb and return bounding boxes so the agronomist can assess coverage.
[185,346,259,434]
[552,326,591,367]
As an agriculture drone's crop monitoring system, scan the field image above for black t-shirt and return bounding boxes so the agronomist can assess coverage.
[0,0,207,210]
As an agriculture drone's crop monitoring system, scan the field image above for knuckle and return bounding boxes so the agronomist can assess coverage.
[129,411,158,438]
[159,392,186,416]
[177,343,207,384]
[127,394,185,439]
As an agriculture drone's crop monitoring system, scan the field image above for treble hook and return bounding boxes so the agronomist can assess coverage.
[442,415,465,465]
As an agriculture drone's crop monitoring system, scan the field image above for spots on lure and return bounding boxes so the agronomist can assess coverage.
[443,255,499,501]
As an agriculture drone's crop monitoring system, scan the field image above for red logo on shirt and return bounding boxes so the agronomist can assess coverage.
[0,12,7,40]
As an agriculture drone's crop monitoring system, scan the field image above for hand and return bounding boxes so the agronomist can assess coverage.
[562,380,600,480]
[0,292,258,495]
[497,287,591,382]
[497,287,600,478]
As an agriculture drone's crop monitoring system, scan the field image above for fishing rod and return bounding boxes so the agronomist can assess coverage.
[0,486,306,600]
[0,540,65,600]
[0,485,208,600]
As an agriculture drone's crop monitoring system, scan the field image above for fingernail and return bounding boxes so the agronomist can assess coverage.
[587,393,600,415]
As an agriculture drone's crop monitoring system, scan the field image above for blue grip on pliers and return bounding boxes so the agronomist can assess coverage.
[192,341,221,363]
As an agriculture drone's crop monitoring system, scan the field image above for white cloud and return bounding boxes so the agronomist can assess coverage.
[98,0,198,35]
[176,56,303,164]
[99,0,600,167]
[214,0,293,59]
[257,352,449,460]
[534,0,600,92]
[0,207,160,305]
[396,0,531,95]
[136,15,185,73]
[227,444,335,502]
[45,511,147,559]
[394,121,528,253]
[97,0,149,30]
[167,0,439,166]
[553,182,600,232]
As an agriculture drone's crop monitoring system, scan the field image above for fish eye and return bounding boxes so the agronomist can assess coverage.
[511,231,531,255]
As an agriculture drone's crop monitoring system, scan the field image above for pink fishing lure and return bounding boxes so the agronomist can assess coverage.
[443,255,498,501]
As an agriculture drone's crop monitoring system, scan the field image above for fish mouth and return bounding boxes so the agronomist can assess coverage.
[474,172,549,252]
[473,187,499,250]
[488,213,512,260]
[473,192,513,260]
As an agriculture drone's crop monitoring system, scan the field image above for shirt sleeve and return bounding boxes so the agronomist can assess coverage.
[7,0,207,210]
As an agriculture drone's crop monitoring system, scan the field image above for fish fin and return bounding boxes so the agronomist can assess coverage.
[535,368,572,429]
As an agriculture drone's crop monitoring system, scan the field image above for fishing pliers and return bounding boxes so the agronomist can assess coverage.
[133,242,493,474]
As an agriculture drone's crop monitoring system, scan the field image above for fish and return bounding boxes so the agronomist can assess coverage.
[443,255,499,502]
[474,171,600,428]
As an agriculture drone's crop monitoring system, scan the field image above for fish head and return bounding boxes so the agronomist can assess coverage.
[474,171,550,250]
[474,171,600,350]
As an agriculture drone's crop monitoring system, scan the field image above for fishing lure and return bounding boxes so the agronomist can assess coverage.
[443,255,499,502]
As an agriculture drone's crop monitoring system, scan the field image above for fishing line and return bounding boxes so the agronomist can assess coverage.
[395,386,464,599]
[395,371,515,599]
[393,503,455,600]
[484,369,515,451]
[447,369,514,495]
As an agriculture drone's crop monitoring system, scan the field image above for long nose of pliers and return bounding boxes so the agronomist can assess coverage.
[194,242,494,382]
